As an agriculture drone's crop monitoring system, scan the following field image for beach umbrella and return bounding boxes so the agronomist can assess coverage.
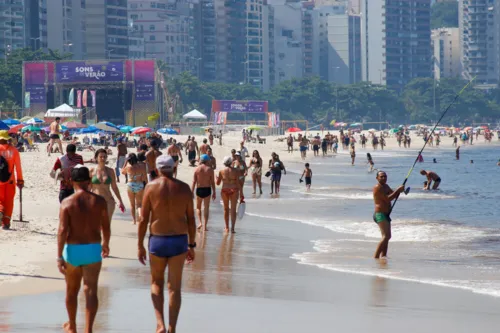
[79,126,99,134]
[247,125,263,131]
[19,116,31,123]
[63,121,87,129]
[368,128,376,132]
[334,122,347,127]
[21,125,41,132]
[350,123,361,127]
[0,120,8,131]
[8,123,23,133]
[133,127,152,135]
[389,128,399,134]
[120,125,133,133]
[25,117,44,124]
[287,127,302,133]
[157,128,178,135]
[95,121,119,132]
[408,125,417,130]
[3,118,20,126]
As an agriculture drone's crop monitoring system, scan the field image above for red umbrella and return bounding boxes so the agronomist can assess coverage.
[287,127,302,133]
[133,127,152,135]
[8,124,24,133]
[63,121,87,129]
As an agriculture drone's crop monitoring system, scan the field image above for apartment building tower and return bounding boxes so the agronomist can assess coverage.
[431,27,461,80]
[459,0,498,84]
[361,0,432,90]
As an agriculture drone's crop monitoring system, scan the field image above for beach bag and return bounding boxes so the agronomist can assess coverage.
[0,155,11,183]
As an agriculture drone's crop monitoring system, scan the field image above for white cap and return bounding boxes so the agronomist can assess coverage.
[223,156,232,166]
[156,155,175,170]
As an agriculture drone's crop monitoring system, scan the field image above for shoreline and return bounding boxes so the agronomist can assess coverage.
[0,134,499,299]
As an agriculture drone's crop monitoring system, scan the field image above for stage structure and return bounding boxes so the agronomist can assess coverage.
[211,100,279,128]
[22,59,162,126]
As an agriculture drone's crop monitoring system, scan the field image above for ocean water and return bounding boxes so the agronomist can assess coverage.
[246,143,500,297]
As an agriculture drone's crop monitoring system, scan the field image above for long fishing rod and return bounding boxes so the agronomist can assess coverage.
[390,76,477,213]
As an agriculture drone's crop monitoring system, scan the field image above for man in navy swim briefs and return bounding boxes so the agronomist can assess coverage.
[138,155,196,333]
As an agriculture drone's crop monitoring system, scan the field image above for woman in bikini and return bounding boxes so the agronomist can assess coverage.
[90,148,125,221]
[216,156,243,233]
[232,151,247,198]
[121,153,147,224]
[249,150,263,195]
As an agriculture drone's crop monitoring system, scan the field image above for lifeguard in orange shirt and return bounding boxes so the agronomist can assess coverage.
[0,130,24,230]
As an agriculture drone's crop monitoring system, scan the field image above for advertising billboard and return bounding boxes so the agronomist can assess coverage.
[212,100,269,113]
[55,61,124,83]
[24,63,46,104]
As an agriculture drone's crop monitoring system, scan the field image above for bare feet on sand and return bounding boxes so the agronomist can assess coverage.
[63,322,76,333]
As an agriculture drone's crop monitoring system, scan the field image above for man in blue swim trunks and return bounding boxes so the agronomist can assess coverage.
[138,155,196,333]
[372,171,404,259]
[57,166,110,333]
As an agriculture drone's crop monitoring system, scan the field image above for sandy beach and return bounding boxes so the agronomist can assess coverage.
[0,130,499,332]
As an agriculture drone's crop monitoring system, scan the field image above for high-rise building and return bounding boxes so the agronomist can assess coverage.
[361,0,432,90]
[213,0,273,90]
[327,12,361,84]
[310,3,346,81]
[270,0,304,83]
[128,0,193,75]
[431,28,461,80]
[46,0,86,59]
[85,0,128,60]
[0,0,27,57]
[25,0,47,51]
[459,0,498,84]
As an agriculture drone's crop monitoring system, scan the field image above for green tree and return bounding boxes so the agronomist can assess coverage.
[431,1,459,29]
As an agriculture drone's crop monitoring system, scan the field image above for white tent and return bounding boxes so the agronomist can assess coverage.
[45,104,81,118]
[182,109,207,120]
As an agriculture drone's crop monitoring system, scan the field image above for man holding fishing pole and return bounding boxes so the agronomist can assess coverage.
[373,171,405,259]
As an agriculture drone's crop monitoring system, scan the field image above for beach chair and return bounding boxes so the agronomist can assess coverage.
[256,135,266,144]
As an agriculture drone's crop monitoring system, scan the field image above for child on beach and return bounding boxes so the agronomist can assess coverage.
[367,153,374,172]
[300,163,313,191]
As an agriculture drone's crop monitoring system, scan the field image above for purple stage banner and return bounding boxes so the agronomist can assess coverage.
[55,62,124,83]
[25,85,46,103]
[135,83,155,101]
[212,100,268,113]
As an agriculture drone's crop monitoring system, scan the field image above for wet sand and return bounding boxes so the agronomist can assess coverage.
[2,208,500,332]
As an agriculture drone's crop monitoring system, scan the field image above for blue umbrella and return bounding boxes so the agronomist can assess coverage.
[120,126,133,133]
[3,118,20,126]
[25,117,44,124]
[0,120,9,130]
[79,126,99,134]
[95,121,119,132]
[157,128,178,135]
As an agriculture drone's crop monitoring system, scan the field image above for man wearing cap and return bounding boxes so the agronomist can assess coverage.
[51,144,84,203]
[115,138,128,183]
[57,166,110,333]
[192,154,216,231]
[138,155,196,333]
[0,130,24,230]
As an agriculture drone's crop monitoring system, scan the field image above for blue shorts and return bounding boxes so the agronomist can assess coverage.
[149,234,188,258]
[63,243,102,267]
